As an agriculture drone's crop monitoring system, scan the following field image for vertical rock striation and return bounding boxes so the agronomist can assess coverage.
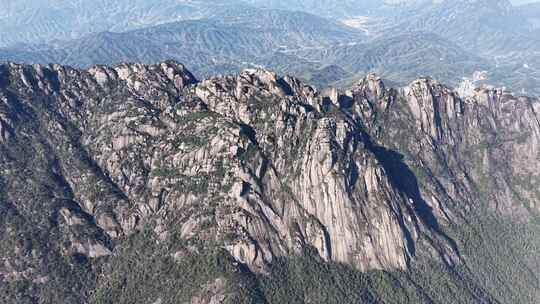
[1,60,539,291]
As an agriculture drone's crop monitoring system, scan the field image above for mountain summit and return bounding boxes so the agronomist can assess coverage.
[1,61,539,303]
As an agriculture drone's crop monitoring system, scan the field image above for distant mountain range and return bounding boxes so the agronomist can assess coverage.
[0,8,364,81]
[0,0,251,47]
[0,0,539,95]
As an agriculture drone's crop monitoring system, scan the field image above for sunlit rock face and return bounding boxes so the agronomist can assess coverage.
[1,61,539,282]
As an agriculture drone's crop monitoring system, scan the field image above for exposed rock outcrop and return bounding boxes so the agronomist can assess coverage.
[1,61,539,291]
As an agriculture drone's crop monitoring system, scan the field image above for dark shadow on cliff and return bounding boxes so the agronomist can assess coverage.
[362,135,459,257]
[276,77,294,96]
[0,64,9,88]
[239,122,259,145]
[371,145,440,231]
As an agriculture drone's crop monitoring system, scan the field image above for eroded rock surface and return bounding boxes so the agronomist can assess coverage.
[1,61,539,299]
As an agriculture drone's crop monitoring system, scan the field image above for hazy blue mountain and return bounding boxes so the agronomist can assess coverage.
[242,0,386,18]
[289,32,488,85]
[370,0,539,53]
[0,0,538,92]
[0,0,249,47]
[518,2,540,28]
[354,0,540,94]
[0,8,364,79]
[512,0,540,4]
[1,0,538,49]
[0,19,492,90]
[243,0,540,18]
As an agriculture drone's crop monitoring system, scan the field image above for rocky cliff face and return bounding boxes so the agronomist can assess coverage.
[1,61,539,303]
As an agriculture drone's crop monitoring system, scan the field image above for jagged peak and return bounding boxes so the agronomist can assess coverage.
[239,68,302,91]
[4,57,540,301]
[351,73,387,101]
[238,68,285,95]
[401,76,460,100]
[96,60,197,88]
[199,67,318,101]
[240,67,278,81]
[406,76,443,88]
[0,60,198,92]
[1,61,75,76]
[2,61,536,117]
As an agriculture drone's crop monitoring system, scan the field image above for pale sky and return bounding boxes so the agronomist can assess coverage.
[511,0,539,4]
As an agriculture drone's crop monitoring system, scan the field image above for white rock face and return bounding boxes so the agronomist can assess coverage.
[71,241,112,258]
[456,71,489,98]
